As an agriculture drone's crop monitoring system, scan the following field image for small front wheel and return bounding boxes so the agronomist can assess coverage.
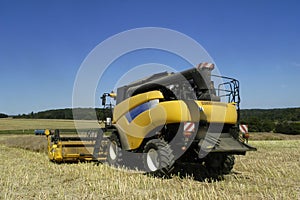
[107,133,123,167]
[143,139,175,177]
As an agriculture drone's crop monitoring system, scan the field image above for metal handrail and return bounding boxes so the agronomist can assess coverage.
[211,74,241,122]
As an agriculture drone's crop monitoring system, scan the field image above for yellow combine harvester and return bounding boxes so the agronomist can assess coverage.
[47,62,256,177]
[103,63,256,176]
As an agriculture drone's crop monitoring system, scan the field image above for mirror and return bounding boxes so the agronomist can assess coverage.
[101,94,106,106]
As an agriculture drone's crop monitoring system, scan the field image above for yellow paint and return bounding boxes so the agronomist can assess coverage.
[196,101,237,124]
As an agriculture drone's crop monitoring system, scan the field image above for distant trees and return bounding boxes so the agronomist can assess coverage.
[240,108,300,134]
[275,122,300,135]
[240,117,276,132]
[13,108,112,121]
[14,109,73,119]
[240,108,300,122]
[0,113,8,118]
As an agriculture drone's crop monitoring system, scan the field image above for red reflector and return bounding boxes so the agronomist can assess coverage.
[184,122,195,132]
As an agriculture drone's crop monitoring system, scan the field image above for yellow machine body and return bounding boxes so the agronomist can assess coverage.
[113,91,238,150]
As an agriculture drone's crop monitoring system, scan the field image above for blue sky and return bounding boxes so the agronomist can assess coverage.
[0,0,300,115]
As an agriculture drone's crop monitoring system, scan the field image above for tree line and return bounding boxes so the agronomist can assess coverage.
[240,108,300,134]
[13,108,112,121]
[0,113,8,118]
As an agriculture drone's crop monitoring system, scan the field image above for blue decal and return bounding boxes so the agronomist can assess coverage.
[125,100,158,123]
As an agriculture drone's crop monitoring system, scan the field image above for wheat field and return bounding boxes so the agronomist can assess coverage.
[0,139,299,200]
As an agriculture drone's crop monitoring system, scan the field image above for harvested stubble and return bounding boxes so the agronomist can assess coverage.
[0,139,299,200]
[0,135,48,153]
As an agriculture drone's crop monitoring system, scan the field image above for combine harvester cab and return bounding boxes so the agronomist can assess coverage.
[104,62,256,176]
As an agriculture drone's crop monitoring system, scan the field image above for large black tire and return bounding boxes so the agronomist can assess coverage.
[222,155,235,174]
[107,133,123,167]
[205,154,235,175]
[143,139,175,178]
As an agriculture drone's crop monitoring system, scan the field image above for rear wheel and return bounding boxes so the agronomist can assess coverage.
[107,133,123,167]
[205,154,235,175]
[222,155,235,174]
[143,139,175,177]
